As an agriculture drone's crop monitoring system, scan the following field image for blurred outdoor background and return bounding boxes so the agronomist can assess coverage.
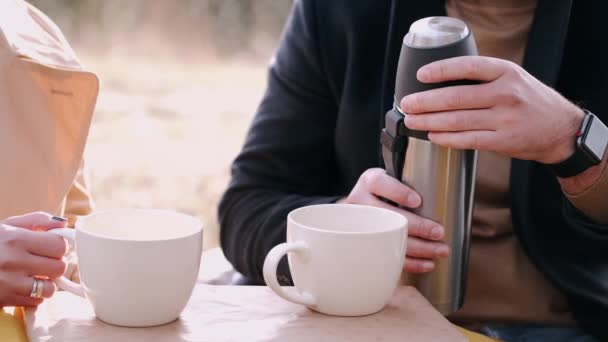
[29,0,294,249]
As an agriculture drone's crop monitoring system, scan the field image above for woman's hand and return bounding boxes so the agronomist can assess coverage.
[338,168,449,274]
[401,56,585,164]
[0,212,68,307]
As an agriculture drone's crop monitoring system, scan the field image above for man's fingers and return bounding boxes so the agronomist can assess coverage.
[406,237,450,259]
[404,109,495,132]
[362,168,422,208]
[15,277,57,299]
[428,130,496,151]
[404,257,435,274]
[359,195,444,241]
[401,85,495,114]
[400,212,444,241]
[417,56,509,83]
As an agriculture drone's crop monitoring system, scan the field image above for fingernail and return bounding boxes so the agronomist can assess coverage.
[408,193,421,207]
[417,67,430,82]
[423,261,435,272]
[431,226,444,239]
[435,245,450,257]
[52,216,68,222]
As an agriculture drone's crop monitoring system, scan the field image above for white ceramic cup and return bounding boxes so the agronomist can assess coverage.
[48,209,203,327]
[263,204,407,316]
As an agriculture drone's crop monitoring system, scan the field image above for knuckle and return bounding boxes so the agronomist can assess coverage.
[392,190,412,208]
[46,281,57,297]
[408,94,425,113]
[505,61,522,77]
[47,260,67,278]
[406,217,423,237]
[494,88,510,104]
[34,211,50,218]
[446,91,463,108]
[52,238,69,257]
[31,212,50,222]
[347,192,365,205]
[469,134,482,150]
[4,230,23,248]
[499,86,524,106]
[348,192,363,204]
[362,168,383,189]
[456,112,470,130]
[497,110,513,126]
[419,242,434,257]
[405,94,418,112]
[502,130,518,146]
[419,219,435,238]
[466,59,482,77]
[437,62,448,79]
[0,252,19,271]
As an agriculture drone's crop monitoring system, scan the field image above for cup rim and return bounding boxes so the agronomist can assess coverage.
[287,204,407,235]
[75,208,203,242]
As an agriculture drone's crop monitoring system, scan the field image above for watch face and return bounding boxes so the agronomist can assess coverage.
[583,116,608,161]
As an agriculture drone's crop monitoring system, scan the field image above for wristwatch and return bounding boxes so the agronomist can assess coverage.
[548,109,608,178]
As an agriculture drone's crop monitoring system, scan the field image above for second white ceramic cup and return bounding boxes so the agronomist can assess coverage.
[263,204,407,316]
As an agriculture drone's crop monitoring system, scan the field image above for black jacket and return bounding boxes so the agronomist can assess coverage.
[219,0,608,338]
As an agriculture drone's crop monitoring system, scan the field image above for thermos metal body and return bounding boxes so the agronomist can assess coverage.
[395,17,479,315]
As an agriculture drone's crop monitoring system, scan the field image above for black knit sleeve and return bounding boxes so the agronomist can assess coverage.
[218,0,340,285]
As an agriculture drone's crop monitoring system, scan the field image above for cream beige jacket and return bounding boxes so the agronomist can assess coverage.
[0,0,98,226]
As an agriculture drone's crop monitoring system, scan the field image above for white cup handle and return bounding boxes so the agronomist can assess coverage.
[263,241,316,306]
[48,228,85,297]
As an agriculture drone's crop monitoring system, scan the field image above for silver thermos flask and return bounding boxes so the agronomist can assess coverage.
[381,16,478,315]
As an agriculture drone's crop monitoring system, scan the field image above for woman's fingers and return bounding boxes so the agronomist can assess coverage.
[2,212,67,231]
[14,277,57,299]
[20,253,67,279]
[18,229,68,259]
[5,295,44,307]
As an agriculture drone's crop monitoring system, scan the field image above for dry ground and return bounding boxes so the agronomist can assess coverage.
[82,56,269,249]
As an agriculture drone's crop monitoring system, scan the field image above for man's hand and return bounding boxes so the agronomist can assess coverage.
[338,168,449,274]
[401,56,585,164]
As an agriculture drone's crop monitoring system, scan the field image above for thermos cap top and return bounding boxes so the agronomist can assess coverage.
[404,17,469,48]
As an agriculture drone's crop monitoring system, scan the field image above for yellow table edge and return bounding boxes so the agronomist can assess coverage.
[457,325,502,342]
[1,307,28,342]
[1,306,498,342]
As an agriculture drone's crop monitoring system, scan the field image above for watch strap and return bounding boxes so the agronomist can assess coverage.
[548,109,603,178]
[548,146,597,178]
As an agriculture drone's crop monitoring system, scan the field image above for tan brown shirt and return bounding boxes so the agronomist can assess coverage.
[445,0,576,326]
[0,1,96,224]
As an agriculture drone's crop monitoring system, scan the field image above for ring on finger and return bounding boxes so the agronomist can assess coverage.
[29,278,44,299]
